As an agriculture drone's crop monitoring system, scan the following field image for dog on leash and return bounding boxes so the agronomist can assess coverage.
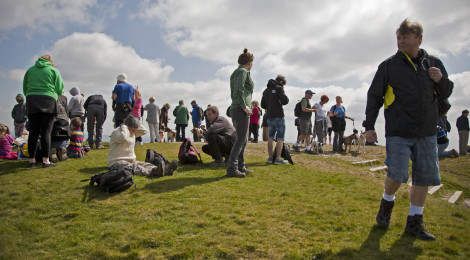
[191,127,205,142]
[358,131,367,153]
[343,131,358,152]
[164,127,176,142]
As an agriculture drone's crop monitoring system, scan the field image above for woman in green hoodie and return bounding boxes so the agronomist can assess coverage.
[226,48,255,178]
[23,55,64,168]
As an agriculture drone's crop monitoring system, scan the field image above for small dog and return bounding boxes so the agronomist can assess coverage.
[164,127,176,142]
[358,131,367,153]
[191,127,205,142]
[343,132,358,152]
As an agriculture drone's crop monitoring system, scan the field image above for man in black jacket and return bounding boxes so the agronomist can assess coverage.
[363,19,453,240]
[261,75,289,164]
[456,109,469,155]
[84,94,107,149]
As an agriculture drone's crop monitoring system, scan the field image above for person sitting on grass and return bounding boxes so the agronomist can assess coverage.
[0,123,17,160]
[107,116,178,177]
[201,106,236,167]
[67,117,85,159]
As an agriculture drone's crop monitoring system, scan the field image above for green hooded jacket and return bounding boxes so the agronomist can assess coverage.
[173,104,189,124]
[230,65,254,109]
[23,57,64,100]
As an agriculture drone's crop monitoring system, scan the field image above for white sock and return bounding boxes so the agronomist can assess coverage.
[382,190,395,202]
[409,204,424,216]
[306,146,311,150]
[294,142,298,147]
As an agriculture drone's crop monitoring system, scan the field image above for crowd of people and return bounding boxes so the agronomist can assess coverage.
[1,19,470,241]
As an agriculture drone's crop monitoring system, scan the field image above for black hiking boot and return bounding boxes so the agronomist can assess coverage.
[376,198,395,228]
[164,159,178,176]
[405,215,436,241]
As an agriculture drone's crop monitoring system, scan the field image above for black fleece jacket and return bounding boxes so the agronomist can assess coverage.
[363,49,453,138]
[261,79,289,119]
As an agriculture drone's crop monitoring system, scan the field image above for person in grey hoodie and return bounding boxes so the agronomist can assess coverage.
[11,94,28,138]
[67,87,85,131]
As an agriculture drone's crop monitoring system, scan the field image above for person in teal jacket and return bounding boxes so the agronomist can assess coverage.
[173,100,189,141]
[23,55,64,168]
[226,48,255,178]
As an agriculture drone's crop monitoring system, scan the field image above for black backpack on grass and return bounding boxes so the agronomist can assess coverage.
[145,149,169,167]
[272,143,294,165]
[88,164,134,193]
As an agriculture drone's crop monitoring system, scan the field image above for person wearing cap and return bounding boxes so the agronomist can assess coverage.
[107,116,178,177]
[329,96,354,152]
[11,94,28,138]
[293,90,317,153]
[112,73,135,128]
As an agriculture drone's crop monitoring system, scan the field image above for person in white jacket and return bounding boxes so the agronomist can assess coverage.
[107,116,177,177]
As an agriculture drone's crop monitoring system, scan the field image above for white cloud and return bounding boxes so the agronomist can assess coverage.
[2,69,26,82]
[137,0,470,85]
[0,0,97,33]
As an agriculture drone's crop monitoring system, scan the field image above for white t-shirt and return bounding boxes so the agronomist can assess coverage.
[313,103,327,121]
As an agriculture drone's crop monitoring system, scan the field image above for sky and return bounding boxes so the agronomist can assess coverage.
[1,0,469,148]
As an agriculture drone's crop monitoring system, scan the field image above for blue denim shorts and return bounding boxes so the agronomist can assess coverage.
[267,117,286,140]
[385,136,440,186]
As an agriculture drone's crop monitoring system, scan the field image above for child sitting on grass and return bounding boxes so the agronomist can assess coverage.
[67,117,84,158]
[0,123,17,160]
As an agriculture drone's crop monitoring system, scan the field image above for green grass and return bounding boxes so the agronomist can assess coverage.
[0,142,469,259]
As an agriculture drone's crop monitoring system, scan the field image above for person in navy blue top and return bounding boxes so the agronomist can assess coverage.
[112,73,135,128]
[328,96,353,152]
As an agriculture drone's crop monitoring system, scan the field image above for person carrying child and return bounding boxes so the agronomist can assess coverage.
[0,124,17,160]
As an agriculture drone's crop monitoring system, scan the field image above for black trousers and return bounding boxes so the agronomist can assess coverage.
[202,133,234,161]
[249,123,259,141]
[28,113,55,159]
[114,102,132,128]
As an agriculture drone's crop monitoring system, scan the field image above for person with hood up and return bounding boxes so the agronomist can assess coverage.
[23,54,64,168]
[11,94,28,138]
[261,75,289,164]
[67,87,85,131]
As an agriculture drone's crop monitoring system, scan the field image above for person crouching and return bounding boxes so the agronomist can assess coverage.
[202,106,236,167]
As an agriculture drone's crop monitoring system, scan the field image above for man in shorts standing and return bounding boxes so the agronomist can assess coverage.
[363,19,453,240]
[261,75,289,164]
[292,90,317,153]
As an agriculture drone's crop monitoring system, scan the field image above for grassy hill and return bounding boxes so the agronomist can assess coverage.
[0,142,469,259]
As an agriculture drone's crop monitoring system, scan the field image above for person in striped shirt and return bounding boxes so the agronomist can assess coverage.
[67,117,84,158]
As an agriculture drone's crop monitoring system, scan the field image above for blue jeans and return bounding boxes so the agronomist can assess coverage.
[437,142,452,157]
[227,107,249,173]
[267,117,286,140]
[385,136,440,186]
